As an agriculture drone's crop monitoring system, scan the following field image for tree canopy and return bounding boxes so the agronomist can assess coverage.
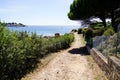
[68,0,120,32]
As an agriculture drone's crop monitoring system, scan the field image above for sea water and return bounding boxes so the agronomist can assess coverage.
[8,25,80,36]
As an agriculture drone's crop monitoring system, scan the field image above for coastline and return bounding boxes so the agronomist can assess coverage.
[7,25,79,36]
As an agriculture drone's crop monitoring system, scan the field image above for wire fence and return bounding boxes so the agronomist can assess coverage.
[93,24,120,58]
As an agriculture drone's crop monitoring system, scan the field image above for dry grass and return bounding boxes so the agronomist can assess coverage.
[86,56,108,80]
[81,33,108,80]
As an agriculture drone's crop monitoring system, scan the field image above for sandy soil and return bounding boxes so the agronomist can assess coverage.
[22,33,105,80]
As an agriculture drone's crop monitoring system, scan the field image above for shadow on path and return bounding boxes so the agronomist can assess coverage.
[68,46,90,56]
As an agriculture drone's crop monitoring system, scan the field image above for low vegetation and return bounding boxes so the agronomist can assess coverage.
[78,22,113,37]
[0,24,74,80]
[103,27,115,36]
[94,31,120,57]
[77,22,120,57]
[86,56,108,80]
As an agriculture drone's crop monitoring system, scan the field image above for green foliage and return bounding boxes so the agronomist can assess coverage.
[78,28,86,37]
[84,28,93,47]
[103,27,115,36]
[68,0,120,31]
[42,33,74,53]
[89,23,104,29]
[78,28,82,34]
[71,29,77,32]
[0,25,74,80]
[94,31,120,57]
[85,28,93,39]
[85,22,115,38]
[93,27,105,37]
[68,0,94,20]
[88,23,105,37]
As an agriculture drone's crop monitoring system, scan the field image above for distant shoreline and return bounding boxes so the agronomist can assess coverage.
[8,25,79,36]
[6,22,25,27]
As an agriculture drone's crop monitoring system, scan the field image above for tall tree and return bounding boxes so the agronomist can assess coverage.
[107,0,120,32]
[68,0,95,20]
[68,0,120,32]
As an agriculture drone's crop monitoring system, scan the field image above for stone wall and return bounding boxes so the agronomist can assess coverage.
[90,48,120,80]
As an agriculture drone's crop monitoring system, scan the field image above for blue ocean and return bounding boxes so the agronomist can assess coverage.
[8,25,80,36]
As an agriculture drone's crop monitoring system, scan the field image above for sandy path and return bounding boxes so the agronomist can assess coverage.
[23,33,94,80]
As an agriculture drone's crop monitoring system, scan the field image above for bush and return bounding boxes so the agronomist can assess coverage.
[0,25,74,80]
[89,22,104,29]
[0,26,43,80]
[78,28,83,34]
[71,29,77,32]
[85,28,93,40]
[42,33,74,53]
[78,28,86,34]
[78,28,87,38]
[93,31,120,57]
[84,28,94,47]
[103,27,115,36]
[92,27,105,37]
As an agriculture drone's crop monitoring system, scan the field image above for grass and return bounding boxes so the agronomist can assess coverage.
[86,56,108,80]
[79,32,107,80]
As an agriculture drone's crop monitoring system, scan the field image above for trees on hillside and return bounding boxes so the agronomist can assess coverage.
[68,0,120,32]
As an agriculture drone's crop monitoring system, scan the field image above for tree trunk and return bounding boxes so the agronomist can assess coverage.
[101,14,106,28]
[100,11,106,28]
[102,16,106,28]
[111,10,117,32]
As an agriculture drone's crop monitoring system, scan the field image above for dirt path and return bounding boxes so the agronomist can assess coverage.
[22,33,105,80]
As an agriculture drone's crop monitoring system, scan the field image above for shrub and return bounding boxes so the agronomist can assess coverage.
[71,29,77,32]
[78,28,83,34]
[55,33,60,37]
[85,28,94,47]
[0,25,74,80]
[103,27,115,36]
[85,28,93,40]
[89,22,104,29]
[92,27,105,37]
[42,33,74,53]
[78,28,87,37]
[93,31,120,57]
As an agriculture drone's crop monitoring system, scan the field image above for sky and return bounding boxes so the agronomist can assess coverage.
[0,0,80,26]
